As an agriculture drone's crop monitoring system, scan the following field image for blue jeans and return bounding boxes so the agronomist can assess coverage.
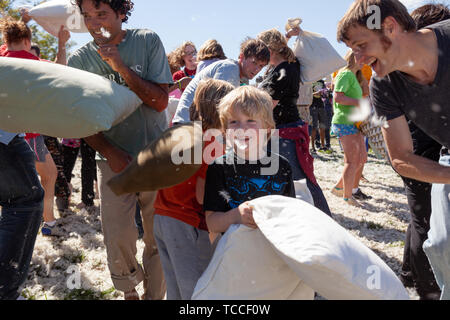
[423,150,450,300]
[0,136,44,300]
[275,121,332,217]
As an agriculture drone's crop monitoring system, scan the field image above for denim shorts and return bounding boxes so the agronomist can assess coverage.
[331,124,359,139]
[310,106,329,130]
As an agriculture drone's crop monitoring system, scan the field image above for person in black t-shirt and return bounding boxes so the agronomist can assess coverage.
[203,86,295,234]
[337,0,449,300]
[396,4,449,300]
[257,28,332,216]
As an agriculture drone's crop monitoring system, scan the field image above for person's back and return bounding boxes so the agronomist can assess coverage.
[333,69,363,125]
[259,59,301,126]
[172,39,271,124]
[172,59,241,124]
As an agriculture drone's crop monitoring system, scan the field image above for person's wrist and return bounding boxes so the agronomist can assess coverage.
[232,207,242,224]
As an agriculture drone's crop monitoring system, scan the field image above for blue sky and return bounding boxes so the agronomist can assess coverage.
[18,0,444,58]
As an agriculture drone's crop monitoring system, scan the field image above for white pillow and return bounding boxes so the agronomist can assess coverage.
[0,57,142,138]
[294,179,314,205]
[165,97,179,126]
[251,196,409,300]
[293,30,346,83]
[27,0,88,37]
[192,224,315,300]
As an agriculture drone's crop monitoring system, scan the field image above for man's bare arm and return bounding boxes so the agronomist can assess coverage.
[382,116,450,184]
[97,45,169,112]
[84,133,131,173]
[55,26,70,65]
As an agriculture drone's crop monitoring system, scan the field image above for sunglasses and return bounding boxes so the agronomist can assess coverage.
[184,50,197,56]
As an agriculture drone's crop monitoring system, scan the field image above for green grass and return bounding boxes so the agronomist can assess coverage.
[388,241,405,248]
[64,287,116,300]
[64,251,86,264]
[365,220,384,230]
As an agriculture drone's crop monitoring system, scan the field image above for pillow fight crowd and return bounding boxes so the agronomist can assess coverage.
[0,0,449,301]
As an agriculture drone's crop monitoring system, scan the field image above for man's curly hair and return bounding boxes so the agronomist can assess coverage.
[74,0,134,23]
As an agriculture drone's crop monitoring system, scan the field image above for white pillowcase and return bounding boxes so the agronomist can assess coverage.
[27,0,89,37]
[251,196,409,300]
[293,30,346,83]
[193,196,409,300]
[0,57,142,138]
[192,224,315,300]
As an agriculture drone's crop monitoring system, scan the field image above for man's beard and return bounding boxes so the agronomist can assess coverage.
[380,34,392,52]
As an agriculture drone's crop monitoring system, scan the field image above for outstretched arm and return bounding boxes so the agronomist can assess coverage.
[205,202,258,234]
[382,116,450,184]
[55,26,70,65]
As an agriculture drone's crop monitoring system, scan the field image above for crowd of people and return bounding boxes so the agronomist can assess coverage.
[0,0,449,301]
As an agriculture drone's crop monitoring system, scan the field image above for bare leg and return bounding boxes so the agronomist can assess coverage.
[320,128,326,148]
[35,153,57,223]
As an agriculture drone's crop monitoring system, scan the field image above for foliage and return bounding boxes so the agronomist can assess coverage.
[0,0,75,60]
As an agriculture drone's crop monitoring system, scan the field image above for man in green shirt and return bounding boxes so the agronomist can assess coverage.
[69,0,173,300]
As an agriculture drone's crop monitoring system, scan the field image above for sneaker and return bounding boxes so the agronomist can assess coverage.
[419,291,441,300]
[324,148,333,154]
[344,197,360,207]
[124,289,140,300]
[416,280,442,300]
[76,202,86,210]
[41,223,64,237]
[331,187,344,197]
[353,189,372,200]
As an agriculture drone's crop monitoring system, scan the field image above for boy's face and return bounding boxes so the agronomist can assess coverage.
[344,24,396,78]
[239,54,267,80]
[80,0,125,45]
[226,108,269,160]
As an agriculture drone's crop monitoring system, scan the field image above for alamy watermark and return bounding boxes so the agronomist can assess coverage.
[367,265,381,290]
[66,265,81,290]
[367,5,382,30]
[65,4,84,31]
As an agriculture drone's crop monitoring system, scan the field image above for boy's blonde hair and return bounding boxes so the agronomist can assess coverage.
[192,79,235,131]
[219,86,276,131]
